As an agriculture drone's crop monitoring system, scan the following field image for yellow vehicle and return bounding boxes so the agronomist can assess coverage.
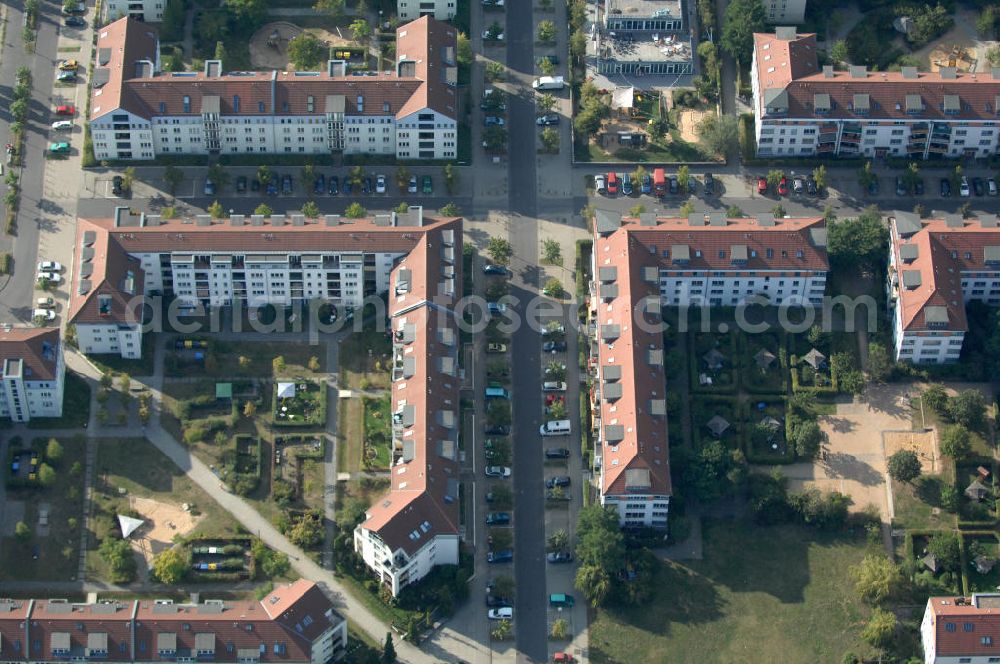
[58,60,78,71]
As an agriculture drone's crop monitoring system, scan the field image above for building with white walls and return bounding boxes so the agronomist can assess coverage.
[589,211,829,528]
[89,16,457,161]
[763,0,806,24]
[0,328,64,423]
[103,0,164,23]
[752,28,1000,159]
[922,594,1000,663]
[887,211,1000,364]
[397,0,456,21]
[593,0,694,76]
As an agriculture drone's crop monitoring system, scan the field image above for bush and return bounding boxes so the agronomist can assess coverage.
[887,449,921,482]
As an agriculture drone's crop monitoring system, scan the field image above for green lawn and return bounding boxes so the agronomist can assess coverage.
[87,334,156,377]
[590,520,876,664]
[362,395,392,470]
[165,340,325,378]
[891,462,958,532]
[27,370,91,429]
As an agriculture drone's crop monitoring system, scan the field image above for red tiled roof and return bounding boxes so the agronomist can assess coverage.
[91,18,159,121]
[69,218,145,325]
[0,599,31,662]
[396,16,459,119]
[0,328,61,382]
[753,32,820,95]
[927,595,1000,657]
[31,600,133,662]
[890,215,1000,332]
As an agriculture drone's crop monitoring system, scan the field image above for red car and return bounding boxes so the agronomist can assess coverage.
[55,105,76,116]
[757,176,767,194]
[606,171,619,195]
[777,177,789,196]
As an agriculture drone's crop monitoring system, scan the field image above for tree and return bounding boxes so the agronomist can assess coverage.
[272,356,286,374]
[812,164,827,190]
[287,33,325,70]
[394,202,410,214]
[100,372,113,389]
[989,44,1000,68]
[866,342,893,383]
[539,57,556,76]
[121,166,136,192]
[725,205,744,218]
[829,40,848,66]
[254,203,273,216]
[792,420,823,459]
[851,553,902,603]
[928,532,961,572]
[542,239,562,265]
[540,127,559,153]
[395,166,411,192]
[308,356,321,371]
[537,93,556,114]
[223,0,268,24]
[257,165,272,185]
[164,165,184,195]
[261,549,290,578]
[857,161,876,191]
[349,19,372,44]
[289,513,323,547]
[14,521,30,542]
[772,204,786,218]
[46,438,63,463]
[550,618,569,640]
[37,463,56,487]
[152,547,188,583]
[679,201,696,216]
[901,162,920,194]
[444,163,457,194]
[543,278,564,298]
[676,165,690,193]
[827,208,889,271]
[456,31,471,67]
[575,505,625,569]
[537,20,556,43]
[243,401,257,418]
[939,424,972,460]
[569,30,587,62]
[546,529,569,552]
[948,390,986,429]
[921,383,949,414]
[214,40,227,63]
[161,0,185,40]
[721,0,766,64]
[301,200,320,218]
[486,61,505,82]
[439,202,460,217]
[207,163,230,188]
[313,0,344,17]
[575,563,612,607]
[629,204,646,217]
[99,537,137,582]
[207,200,225,219]
[862,609,897,648]
[487,237,513,265]
[380,633,396,664]
[887,450,921,483]
[345,202,367,218]
[696,114,738,156]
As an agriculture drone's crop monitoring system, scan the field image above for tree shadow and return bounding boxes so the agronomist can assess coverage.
[822,451,884,486]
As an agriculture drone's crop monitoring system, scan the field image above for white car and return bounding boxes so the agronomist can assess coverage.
[37,260,63,272]
[37,272,62,284]
[407,175,417,194]
[32,309,55,321]
[375,174,386,194]
[482,29,504,40]
[543,381,567,392]
[51,120,73,131]
[594,174,607,194]
[960,176,971,197]
[485,466,511,478]
[488,607,513,620]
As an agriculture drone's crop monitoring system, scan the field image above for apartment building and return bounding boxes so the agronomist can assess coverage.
[763,0,806,24]
[589,211,829,527]
[751,28,1000,159]
[0,580,347,663]
[397,0,456,21]
[594,0,694,76]
[69,207,459,360]
[89,16,457,161]
[921,594,1000,663]
[353,220,462,597]
[887,211,1000,364]
[0,328,64,423]
[104,0,164,22]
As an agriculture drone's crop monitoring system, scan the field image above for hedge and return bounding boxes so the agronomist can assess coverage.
[689,329,739,395]
[789,354,840,395]
[271,380,327,428]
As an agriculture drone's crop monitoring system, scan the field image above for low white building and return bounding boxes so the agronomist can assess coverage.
[887,211,1000,364]
[763,0,806,24]
[0,328,64,423]
[103,0,164,22]
[751,28,1000,159]
[90,16,458,161]
[397,0,456,21]
[922,594,1000,663]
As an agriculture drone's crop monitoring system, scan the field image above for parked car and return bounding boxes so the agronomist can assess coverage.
[57,71,76,82]
[64,15,86,26]
[792,177,804,194]
[33,309,55,321]
[485,116,505,127]
[867,177,879,196]
[488,607,513,620]
[546,551,572,563]
[37,260,63,273]
[544,447,570,459]
[940,178,951,197]
[62,2,86,14]
[485,512,511,525]
[640,173,651,194]
[895,176,907,196]
[487,550,513,563]
[111,175,124,196]
[375,174,386,193]
[669,174,678,195]
[543,340,567,352]
[235,175,247,193]
[486,342,508,353]
[488,302,507,316]
[594,174,607,194]
[266,179,278,196]
[58,60,78,71]
[553,653,574,663]
[989,178,998,196]
[485,424,510,435]
[960,176,971,197]
[342,178,352,195]
[777,177,789,196]
[408,175,418,194]
[703,172,715,195]
[485,466,511,478]
[483,264,509,276]
[537,54,559,65]
[422,175,433,194]
[543,381,567,391]
[482,29,505,41]
[486,593,510,607]
[282,174,293,194]
[326,175,338,195]
[204,180,216,196]
[313,174,325,194]
[542,323,565,335]
[48,142,70,154]
[55,105,75,115]
[545,475,571,488]
[37,272,62,284]
[536,113,560,126]
[35,297,55,308]
[973,177,985,196]
[757,176,767,194]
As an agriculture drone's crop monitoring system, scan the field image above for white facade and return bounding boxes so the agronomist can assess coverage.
[90,110,155,161]
[601,495,671,527]
[397,0,456,21]
[0,353,64,423]
[104,0,164,22]
[658,270,827,307]
[353,527,459,596]
[396,109,458,160]
[309,622,348,664]
[763,0,806,23]
[76,323,143,359]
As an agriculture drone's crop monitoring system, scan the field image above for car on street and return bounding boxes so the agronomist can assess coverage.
[112,175,124,196]
[544,362,565,376]
[542,323,565,335]
[33,309,55,322]
[58,60,78,71]
[482,29,504,40]
[547,551,572,563]
[329,175,339,195]
[703,172,715,195]
[553,653,574,663]
[375,174,386,193]
[777,177,789,196]
[64,16,86,26]
[484,115,505,127]
[940,178,951,197]
[640,173,652,194]
[62,2,86,14]
[989,178,998,196]
[483,264,509,276]
[896,176,907,196]
[485,512,510,525]
[484,424,510,435]
[485,466,511,478]
[49,142,70,154]
[488,302,507,316]
[204,180,216,196]
[266,179,278,196]
[543,340,567,352]
[487,550,513,563]
[914,178,924,195]
[487,342,508,353]
[37,260,63,273]
[37,272,62,284]
[867,178,879,196]
[235,176,247,193]
[488,607,513,620]
[669,174,678,195]
[36,297,55,308]
[544,447,570,459]
[536,113,560,126]
[545,475,571,488]
[313,174,325,194]
[407,175,418,193]
[422,175,433,194]
[594,173,607,194]
[757,176,767,194]
[960,176,971,197]
[806,177,817,195]
[973,177,985,196]
[251,178,261,192]
[543,381,567,391]
[57,71,77,82]
[622,174,633,196]
[792,177,804,194]
[282,174,293,194]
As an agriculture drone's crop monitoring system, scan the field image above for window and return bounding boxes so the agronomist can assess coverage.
[182,96,191,113]
[233,95,240,112]
[946,622,956,632]
[258,101,266,113]
[964,622,975,632]
[982,636,993,645]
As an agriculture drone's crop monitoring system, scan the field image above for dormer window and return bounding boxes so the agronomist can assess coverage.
[306,96,314,113]
[182,96,191,113]
[233,95,240,112]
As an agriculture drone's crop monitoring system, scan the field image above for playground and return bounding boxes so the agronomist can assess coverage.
[250,21,357,71]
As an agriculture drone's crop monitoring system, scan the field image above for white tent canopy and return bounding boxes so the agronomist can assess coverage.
[117,514,144,538]
[277,382,296,398]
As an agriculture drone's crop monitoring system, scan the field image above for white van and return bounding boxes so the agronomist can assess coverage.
[539,419,571,436]
[532,76,565,90]
[542,381,567,392]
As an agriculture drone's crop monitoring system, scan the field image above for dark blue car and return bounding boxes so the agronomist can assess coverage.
[487,550,513,563]
[313,174,325,194]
